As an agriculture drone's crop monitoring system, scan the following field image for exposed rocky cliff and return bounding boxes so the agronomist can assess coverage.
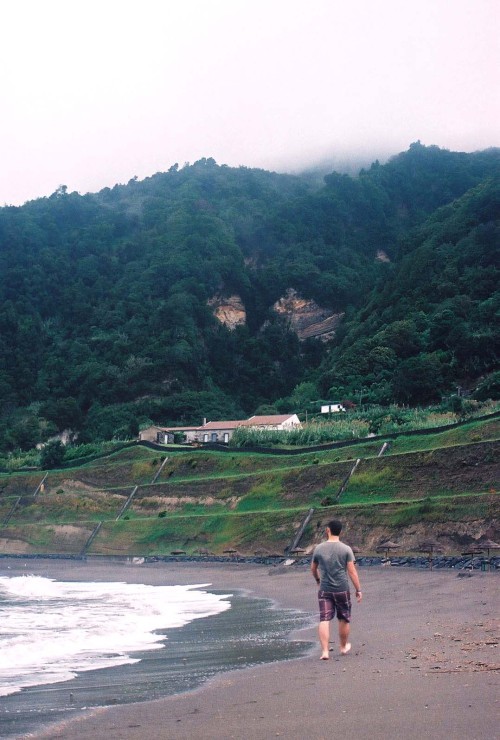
[208,289,343,342]
[272,289,343,341]
[207,294,246,330]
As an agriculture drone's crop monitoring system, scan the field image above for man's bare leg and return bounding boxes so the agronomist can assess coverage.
[338,619,351,654]
[319,620,330,659]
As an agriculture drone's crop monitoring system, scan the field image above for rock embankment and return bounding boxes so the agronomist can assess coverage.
[4,553,496,571]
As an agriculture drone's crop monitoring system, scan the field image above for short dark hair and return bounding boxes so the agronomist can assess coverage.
[327,519,343,535]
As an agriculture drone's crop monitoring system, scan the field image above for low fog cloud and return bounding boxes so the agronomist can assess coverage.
[0,0,498,205]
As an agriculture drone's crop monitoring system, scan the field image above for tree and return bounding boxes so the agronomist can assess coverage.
[289,381,320,411]
[40,440,65,469]
[392,354,445,405]
[474,371,500,401]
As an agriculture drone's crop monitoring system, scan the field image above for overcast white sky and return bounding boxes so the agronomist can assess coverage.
[1,0,498,205]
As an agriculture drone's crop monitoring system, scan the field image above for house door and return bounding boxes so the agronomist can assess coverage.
[211,433,217,442]
[223,433,229,443]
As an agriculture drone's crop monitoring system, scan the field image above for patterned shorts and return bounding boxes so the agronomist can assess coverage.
[318,590,351,622]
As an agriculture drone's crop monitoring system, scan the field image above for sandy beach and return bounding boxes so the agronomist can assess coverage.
[3,558,498,740]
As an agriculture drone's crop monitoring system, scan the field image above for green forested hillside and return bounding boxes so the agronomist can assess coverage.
[0,143,498,449]
[320,176,500,404]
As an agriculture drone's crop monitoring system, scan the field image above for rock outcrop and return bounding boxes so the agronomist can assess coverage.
[272,289,343,341]
[207,294,246,329]
[208,288,342,341]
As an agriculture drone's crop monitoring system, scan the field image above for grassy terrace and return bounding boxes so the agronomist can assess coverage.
[1,492,496,557]
[0,417,497,555]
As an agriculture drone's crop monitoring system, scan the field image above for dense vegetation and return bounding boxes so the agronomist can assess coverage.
[230,401,499,448]
[0,143,498,450]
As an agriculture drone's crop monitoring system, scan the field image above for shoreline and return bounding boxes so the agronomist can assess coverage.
[2,559,498,740]
[1,552,498,569]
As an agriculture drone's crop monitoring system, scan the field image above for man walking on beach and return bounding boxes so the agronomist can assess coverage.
[311,519,362,659]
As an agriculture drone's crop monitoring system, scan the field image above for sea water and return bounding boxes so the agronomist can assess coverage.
[0,573,309,737]
[0,574,232,698]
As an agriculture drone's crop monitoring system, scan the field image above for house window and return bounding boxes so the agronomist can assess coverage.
[203,433,209,443]
[223,433,229,443]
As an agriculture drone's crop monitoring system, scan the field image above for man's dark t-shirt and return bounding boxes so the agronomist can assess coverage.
[312,541,355,592]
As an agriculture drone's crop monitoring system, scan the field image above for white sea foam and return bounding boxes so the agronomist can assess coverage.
[0,575,231,697]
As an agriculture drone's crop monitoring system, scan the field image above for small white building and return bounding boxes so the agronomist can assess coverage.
[321,403,346,414]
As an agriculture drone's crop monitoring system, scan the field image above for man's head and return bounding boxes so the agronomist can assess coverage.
[326,519,343,536]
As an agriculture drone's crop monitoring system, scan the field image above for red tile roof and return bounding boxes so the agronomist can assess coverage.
[159,426,201,432]
[242,414,298,426]
[201,420,245,430]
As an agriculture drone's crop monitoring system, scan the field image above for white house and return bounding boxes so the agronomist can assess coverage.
[240,414,301,430]
[139,414,301,445]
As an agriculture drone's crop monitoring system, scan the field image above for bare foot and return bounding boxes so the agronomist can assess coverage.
[340,642,351,655]
[320,652,330,660]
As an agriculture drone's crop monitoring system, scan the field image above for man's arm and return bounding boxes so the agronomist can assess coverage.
[311,559,320,586]
[347,560,362,602]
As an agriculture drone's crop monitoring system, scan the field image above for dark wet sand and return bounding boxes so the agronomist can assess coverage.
[6,558,499,740]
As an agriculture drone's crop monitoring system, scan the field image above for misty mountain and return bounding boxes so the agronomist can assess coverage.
[0,143,498,449]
